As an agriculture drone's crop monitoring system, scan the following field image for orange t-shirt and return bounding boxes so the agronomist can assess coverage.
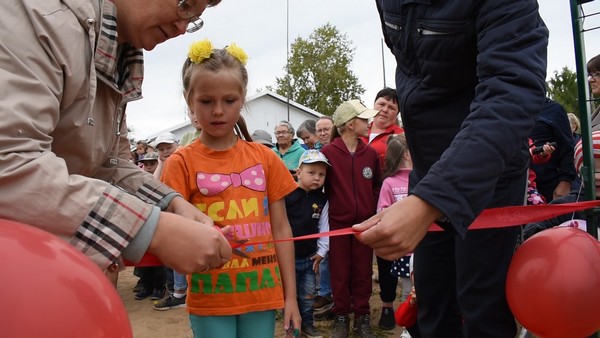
[161,138,297,316]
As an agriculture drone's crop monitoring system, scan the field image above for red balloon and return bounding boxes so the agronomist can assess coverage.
[0,219,132,338]
[506,227,600,338]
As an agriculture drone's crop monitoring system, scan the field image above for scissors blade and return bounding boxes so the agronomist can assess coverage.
[231,238,249,258]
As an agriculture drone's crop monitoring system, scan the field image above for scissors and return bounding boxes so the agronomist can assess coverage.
[230,238,249,258]
[213,226,250,258]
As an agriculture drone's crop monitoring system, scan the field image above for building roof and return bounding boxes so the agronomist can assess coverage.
[143,91,322,142]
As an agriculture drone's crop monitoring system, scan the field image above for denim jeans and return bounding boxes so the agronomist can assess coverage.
[174,269,188,292]
[296,257,317,326]
[165,267,187,293]
[318,256,332,296]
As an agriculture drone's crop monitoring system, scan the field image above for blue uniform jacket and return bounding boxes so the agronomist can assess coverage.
[377,0,549,236]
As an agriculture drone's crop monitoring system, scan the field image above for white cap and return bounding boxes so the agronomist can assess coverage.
[298,149,331,167]
[150,133,178,148]
[332,99,379,127]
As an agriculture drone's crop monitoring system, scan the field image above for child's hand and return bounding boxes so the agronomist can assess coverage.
[310,253,324,272]
[409,286,417,305]
[285,320,299,337]
[283,299,301,338]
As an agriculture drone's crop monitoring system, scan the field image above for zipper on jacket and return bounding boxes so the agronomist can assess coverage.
[385,21,401,31]
[96,76,125,169]
[351,153,359,222]
[111,106,124,166]
[417,22,466,36]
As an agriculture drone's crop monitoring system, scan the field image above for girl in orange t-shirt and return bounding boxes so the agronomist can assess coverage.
[161,40,300,338]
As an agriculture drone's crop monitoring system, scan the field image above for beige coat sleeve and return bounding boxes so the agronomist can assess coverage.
[0,0,170,269]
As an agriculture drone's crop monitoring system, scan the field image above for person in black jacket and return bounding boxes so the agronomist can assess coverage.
[523,131,600,240]
[530,98,576,202]
[355,1,549,337]
[285,149,331,338]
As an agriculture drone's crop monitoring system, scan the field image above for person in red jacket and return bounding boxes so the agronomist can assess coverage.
[360,87,405,330]
[321,99,382,338]
[361,87,404,166]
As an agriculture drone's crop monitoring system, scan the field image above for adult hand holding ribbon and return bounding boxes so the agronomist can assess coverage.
[128,200,600,267]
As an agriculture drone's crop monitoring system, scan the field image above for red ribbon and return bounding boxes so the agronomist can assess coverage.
[432,200,600,231]
[126,200,600,267]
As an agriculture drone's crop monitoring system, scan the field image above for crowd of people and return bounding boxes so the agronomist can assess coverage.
[1,0,597,338]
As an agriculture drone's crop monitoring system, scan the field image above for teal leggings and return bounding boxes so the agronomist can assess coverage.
[189,310,276,338]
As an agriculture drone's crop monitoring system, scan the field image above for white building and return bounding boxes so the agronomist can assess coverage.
[145,91,323,144]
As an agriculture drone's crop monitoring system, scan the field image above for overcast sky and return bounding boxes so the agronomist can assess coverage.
[127,0,600,140]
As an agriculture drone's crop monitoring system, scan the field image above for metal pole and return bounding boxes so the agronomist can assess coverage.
[569,1,597,336]
[570,0,597,234]
[381,39,386,88]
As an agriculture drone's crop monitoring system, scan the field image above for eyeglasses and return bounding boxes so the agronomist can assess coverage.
[316,127,332,134]
[588,71,600,81]
[177,0,204,33]
[274,131,291,136]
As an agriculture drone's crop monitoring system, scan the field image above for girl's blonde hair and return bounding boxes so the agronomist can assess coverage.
[330,122,351,142]
[383,134,409,179]
[568,113,581,134]
[181,44,252,141]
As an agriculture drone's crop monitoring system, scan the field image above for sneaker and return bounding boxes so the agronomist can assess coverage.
[133,280,143,293]
[153,295,187,311]
[353,314,376,338]
[301,324,323,338]
[400,328,412,338]
[150,287,166,300]
[331,315,350,338]
[313,295,333,311]
[314,308,334,321]
[134,287,152,300]
[378,307,395,330]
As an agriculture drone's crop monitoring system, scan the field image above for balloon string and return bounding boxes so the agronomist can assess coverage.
[128,200,600,266]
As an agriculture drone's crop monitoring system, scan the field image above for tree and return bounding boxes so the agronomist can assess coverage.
[273,23,365,115]
[547,67,579,115]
